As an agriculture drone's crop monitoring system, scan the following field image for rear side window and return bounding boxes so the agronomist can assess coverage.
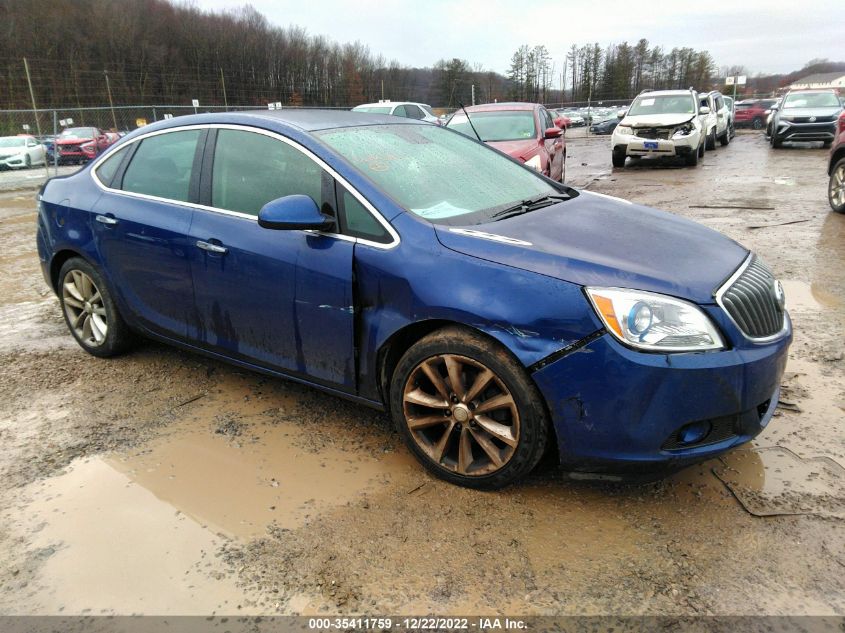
[211,129,325,216]
[95,146,129,187]
[121,130,201,202]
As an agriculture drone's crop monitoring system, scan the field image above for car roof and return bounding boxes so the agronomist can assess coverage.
[459,102,538,113]
[636,90,695,97]
[353,101,432,108]
[785,88,837,94]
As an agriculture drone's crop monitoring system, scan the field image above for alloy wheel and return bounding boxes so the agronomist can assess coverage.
[402,354,520,476]
[62,269,108,347]
[831,163,845,210]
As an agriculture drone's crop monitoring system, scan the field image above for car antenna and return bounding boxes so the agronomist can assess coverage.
[459,103,482,142]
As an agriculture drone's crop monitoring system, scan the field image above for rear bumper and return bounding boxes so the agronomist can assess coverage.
[533,320,792,473]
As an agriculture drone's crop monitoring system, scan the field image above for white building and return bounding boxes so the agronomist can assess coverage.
[789,72,845,90]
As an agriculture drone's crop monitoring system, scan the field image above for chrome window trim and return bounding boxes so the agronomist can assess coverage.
[714,253,789,344]
[89,123,400,250]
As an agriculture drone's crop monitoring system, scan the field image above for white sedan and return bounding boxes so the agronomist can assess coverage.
[0,135,47,169]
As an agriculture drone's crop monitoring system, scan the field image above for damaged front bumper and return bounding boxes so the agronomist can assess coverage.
[531,315,792,476]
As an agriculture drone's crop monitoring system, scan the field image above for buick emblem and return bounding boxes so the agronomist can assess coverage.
[809,116,817,122]
[773,280,786,310]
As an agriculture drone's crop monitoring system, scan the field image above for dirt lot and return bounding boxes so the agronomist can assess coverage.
[0,131,843,617]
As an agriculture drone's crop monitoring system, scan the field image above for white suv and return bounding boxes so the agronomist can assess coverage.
[612,89,706,167]
[700,91,730,149]
[352,101,439,123]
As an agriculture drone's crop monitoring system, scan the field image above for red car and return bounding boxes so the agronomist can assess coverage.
[828,110,845,213]
[734,99,779,130]
[55,127,114,165]
[445,102,567,182]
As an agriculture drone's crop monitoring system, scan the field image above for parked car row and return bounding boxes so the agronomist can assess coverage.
[610,88,734,168]
[766,89,843,149]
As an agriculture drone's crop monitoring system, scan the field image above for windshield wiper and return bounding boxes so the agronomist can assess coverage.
[490,193,570,221]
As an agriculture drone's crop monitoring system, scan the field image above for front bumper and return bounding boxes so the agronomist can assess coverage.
[0,155,27,168]
[613,131,700,157]
[533,313,792,473]
[773,121,836,143]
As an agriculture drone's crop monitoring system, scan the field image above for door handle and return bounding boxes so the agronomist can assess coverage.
[95,214,118,226]
[196,240,228,255]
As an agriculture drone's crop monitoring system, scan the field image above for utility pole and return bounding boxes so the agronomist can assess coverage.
[220,67,229,112]
[381,79,384,101]
[23,58,42,137]
[471,84,475,106]
[103,70,118,131]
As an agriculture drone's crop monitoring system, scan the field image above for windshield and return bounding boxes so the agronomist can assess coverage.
[352,106,392,114]
[446,110,536,142]
[0,137,26,148]
[627,95,695,116]
[316,124,563,225]
[60,127,95,138]
[783,93,841,108]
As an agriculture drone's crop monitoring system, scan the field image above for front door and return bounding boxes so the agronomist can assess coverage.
[188,127,356,389]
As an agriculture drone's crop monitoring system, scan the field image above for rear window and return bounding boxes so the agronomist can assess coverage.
[447,110,536,142]
[95,146,130,186]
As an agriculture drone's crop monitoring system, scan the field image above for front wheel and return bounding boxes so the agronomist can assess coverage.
[829,157,845,213]
[58,257,133,357]
[390,326,549,489]
[719,129,730,146]
[612,149,626,168]
[752,117,763,130]
[685,146,699,166]
[706,128,716,150]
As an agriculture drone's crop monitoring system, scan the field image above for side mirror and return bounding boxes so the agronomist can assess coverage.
[770,105,779,111]
[544,127,562,139]
[617,110,626,119]
[553,117,567,129]
[699,106,711,115]
[258,195,335,231]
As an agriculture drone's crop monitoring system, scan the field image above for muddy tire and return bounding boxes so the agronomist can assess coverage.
[719,129,730,146]
[685,146,699,166]
[24,155,31,169]
[771,135,783,149]
[829,157,845,214]
[706,128,716,150]
[612,149,626,168]
[698,138,705,158]
[752,117,763,130]
[389,326,549,490]
[58,257,133,358]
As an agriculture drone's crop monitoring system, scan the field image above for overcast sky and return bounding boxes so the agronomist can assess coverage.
[193,0,842,77]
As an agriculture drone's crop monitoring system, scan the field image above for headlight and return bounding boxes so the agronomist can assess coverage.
[616,125,634,135]
[524,154,542,171]
[672,123,695,137]
[586,287,725,352]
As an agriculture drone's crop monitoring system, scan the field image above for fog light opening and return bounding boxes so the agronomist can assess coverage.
[678,421,712,446]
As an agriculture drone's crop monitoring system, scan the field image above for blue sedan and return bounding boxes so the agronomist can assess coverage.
[36,110,791,488]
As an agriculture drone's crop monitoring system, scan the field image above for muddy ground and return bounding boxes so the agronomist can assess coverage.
[0,130,843,617]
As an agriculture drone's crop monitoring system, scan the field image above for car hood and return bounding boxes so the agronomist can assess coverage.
[623,113,695,127]
[434,191,748,304]
[781,106,842,117]
[0,148,25,158]
[485,139,539,160]
[56,137,91,145]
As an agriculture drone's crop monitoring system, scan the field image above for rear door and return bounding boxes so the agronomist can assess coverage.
[188,127,356,388]
[91,128,204,339]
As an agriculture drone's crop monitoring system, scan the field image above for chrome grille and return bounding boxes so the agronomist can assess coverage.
[717,256,785,339]
[636,128,672,140]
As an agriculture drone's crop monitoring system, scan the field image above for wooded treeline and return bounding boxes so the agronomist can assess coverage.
[507,40,717,103]
[0,0,517,109]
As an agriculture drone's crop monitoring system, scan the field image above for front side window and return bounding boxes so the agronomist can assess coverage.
[447,110,537,142]
[393,105,408,118]
[339,188,390,243]
[121,130,200,202]
[211,129,324,216]
[316,124,564,226]
[404,105,424,120]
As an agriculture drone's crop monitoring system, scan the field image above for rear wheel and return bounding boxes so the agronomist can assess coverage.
[829,157,845,213]
[390,326,549,489]
[24,155,31,169]
[719,129,730,146]
[58,257,132,357]
[752,117,763,130]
